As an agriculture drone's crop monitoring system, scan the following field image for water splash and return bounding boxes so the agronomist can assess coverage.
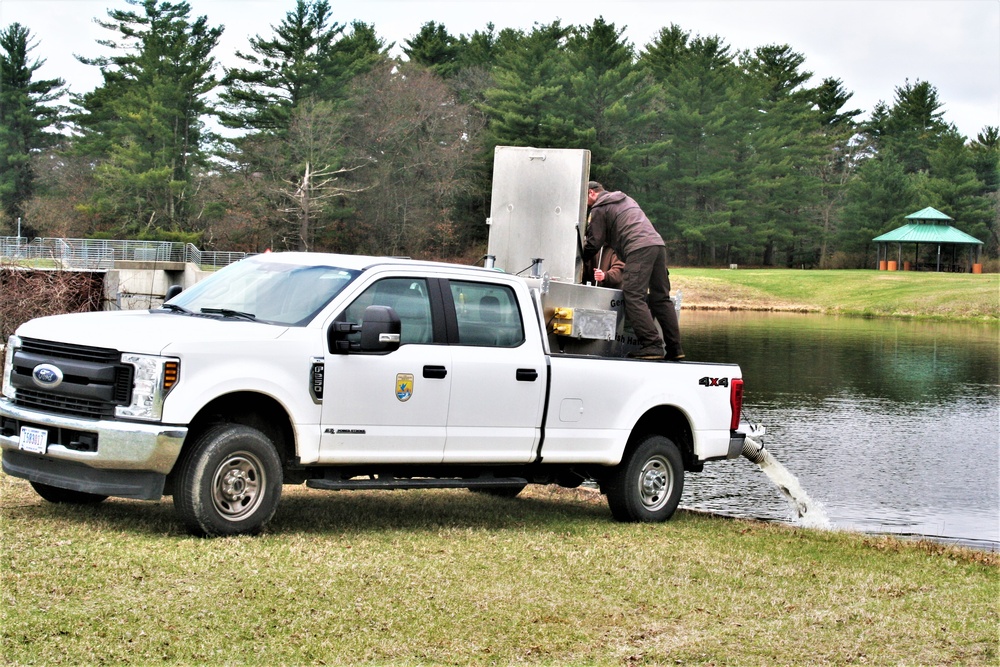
[743,435,830,529]
[756,448,830,528]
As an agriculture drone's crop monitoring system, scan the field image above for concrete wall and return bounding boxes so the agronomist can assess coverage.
[104,261,214,310]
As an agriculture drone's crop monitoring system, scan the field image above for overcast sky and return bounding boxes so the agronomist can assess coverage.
[1,0,997,139]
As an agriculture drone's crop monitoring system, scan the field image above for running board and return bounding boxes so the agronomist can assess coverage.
[307,475,528,491]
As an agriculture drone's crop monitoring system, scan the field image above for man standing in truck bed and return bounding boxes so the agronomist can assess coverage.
[583,181,684,361]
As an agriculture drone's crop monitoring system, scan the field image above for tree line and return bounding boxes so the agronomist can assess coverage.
[2,0,997,267]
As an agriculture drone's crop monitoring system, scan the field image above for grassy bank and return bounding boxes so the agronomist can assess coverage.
[1,475,997,665]
[671,268,999,321]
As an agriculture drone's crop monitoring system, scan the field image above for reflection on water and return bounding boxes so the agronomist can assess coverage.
[680,312,1000,550]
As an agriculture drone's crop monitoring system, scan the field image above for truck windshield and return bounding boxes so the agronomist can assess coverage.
[163,259,360,326]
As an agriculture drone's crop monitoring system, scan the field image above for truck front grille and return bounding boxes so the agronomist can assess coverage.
[12,337,134,420]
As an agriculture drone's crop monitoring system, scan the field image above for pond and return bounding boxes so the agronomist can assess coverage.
[676,311,999,551]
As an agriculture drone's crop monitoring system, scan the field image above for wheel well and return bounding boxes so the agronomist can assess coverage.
[182,392,294,469]
[629,405,698,471]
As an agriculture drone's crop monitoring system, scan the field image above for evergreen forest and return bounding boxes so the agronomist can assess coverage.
[2,0,997,267]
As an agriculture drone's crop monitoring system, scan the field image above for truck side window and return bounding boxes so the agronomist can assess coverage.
[450,281,524,347]
[341,278,433,345]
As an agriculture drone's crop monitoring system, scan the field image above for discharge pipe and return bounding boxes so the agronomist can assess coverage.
[738,424,827,525]
[741,432,768,465]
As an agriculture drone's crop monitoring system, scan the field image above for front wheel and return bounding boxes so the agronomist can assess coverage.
[30,481,108,505]
[605,435,684,522]
[173,424,283,537]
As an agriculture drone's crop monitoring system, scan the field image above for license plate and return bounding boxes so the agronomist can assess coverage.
[19,426,49,454]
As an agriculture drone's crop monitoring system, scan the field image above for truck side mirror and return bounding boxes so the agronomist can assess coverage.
[359,306,401,352]
[164,284,183,301]
[327,305,401,354]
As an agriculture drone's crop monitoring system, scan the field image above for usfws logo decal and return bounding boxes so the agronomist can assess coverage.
[396,373,414,402]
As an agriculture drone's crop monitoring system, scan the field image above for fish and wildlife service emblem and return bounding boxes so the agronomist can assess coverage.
[395,373,414,402]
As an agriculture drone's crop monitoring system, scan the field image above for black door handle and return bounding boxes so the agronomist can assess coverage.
[423,365,447,379]
[516,368,538,382]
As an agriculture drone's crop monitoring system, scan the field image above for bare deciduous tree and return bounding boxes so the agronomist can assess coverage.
[341,61,485,258]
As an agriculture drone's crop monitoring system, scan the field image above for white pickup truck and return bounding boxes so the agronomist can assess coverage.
[1,251,750,535]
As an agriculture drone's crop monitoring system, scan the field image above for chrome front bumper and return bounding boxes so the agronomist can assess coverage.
[0,399,187,475]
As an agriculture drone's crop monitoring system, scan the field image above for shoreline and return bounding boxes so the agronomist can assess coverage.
[670,269,999,323]
[677,301,1000,323]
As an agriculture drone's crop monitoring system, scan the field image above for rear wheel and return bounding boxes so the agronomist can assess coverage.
[605,435,684,522]
[30,481,107,505]
[173,424,282,537]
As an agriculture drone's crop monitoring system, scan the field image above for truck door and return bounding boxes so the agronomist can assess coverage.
[442,280,546,463]
[319,277,451,463]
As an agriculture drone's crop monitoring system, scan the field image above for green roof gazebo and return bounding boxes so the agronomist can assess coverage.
[873,207,984,272]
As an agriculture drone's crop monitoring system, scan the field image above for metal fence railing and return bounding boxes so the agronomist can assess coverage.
[0,237,245,270]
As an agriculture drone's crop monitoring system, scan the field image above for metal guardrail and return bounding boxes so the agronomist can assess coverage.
[0,237,245,270]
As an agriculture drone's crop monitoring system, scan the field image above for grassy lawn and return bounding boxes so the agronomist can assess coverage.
[671,268,999,321]
[2,475,997,665]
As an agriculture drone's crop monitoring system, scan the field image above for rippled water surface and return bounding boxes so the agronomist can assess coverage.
[677,312,999,549]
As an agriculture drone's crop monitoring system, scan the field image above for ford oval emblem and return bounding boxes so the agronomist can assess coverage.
[32,363,64,389]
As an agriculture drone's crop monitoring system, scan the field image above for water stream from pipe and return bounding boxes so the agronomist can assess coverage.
[743,435,830,529]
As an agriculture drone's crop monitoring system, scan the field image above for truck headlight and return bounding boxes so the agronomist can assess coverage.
[116,353,180,421]
[1,335,20,400]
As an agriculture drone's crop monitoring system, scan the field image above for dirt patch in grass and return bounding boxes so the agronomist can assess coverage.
[672,274,818,313]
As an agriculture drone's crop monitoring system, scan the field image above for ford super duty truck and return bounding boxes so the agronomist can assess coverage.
[1,251,749,536]
[0,147,752,536]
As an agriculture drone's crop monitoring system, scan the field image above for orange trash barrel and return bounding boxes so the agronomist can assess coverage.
[879,260,887,270]
[973,264,983,274]
[903,261,911,271]
[887,260,898,271]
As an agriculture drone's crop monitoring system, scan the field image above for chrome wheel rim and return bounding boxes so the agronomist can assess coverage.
[212,451,266,521]
[637,454,673,511]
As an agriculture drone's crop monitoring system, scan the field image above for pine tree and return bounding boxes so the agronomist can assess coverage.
[968,127,1000,254]
[737,44,828,266]
[810,77,862,267]
[479,22,571,149]
[636,29,743,264]
[812,77,863,128]
[872,79,950,174]
[71,0,222,232]
[969,126,1000,193]
[561,16,647,181]
[454,23,504,70]
[841,150,918,259]
[403,21,459,77]
[0,23,64,233]
[219,0,388,134]
[921,128,993,243]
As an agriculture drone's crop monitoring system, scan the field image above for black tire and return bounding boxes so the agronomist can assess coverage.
[30,481,108,505]
[173,424,283,537]
[469,484,527,499]
[605,435,684,522]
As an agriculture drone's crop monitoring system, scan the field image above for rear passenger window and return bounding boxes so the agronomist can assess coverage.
[450,281,524,347]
